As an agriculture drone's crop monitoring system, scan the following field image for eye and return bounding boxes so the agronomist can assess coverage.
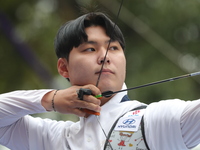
[109,46,119,51]
[83,48,95,52]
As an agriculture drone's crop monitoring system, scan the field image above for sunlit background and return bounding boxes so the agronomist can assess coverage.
[1,0,200,149]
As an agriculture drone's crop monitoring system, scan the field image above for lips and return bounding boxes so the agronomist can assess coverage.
[95,69,114,74]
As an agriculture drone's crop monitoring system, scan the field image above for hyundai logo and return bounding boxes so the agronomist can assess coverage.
[123,119,136,125]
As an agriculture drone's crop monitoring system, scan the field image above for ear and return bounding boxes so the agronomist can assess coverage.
[57,58,69,78]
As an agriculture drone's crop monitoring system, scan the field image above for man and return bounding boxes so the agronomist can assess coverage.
[0,12,200,150]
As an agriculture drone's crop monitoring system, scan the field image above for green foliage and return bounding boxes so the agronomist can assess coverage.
[107,0,200,103]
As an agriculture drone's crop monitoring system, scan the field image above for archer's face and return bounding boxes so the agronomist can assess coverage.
[61,26,126,94]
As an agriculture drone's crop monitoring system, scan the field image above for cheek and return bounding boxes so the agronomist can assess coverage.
[116,55,126,75]
[116,57,126,84]
[120,59,126,79]
[69,63,88,77]
[67,59,94,84]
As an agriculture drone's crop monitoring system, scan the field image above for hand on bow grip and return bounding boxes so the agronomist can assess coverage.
[77,88,102,116]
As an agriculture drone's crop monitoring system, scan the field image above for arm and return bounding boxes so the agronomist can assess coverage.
[144,99,195,150]
[0,89,51,127]
[0,85,101,127]
[0,84,101,127]
[41,85,101,117]
[0,89,52,149]
[181,99,200,149]
[0,85,101,149]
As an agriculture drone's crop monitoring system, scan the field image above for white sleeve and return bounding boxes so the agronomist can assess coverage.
[181,99,200,149]
[144,99,190,150]
[0,90,52,149]
[0,90,51,127]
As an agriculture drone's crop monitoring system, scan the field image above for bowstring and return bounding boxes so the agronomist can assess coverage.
[95,0,124,87]
[94,0,124,150]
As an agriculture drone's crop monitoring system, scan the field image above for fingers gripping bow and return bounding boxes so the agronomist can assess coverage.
[77,88,102,116]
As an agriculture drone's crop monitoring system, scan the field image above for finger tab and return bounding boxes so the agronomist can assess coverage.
[83,109,100,116]
[77,88,92,100]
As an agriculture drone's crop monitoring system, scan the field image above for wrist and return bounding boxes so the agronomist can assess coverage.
[52,90,59,111]
[41,90,58,111]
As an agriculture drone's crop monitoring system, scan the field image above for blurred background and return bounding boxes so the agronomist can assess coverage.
[1,0,200,149]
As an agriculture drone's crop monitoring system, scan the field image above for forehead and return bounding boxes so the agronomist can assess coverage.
[83,26,119,45]
[85,26,109,39]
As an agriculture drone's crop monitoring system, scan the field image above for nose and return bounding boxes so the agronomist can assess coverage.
[97,50,110,65]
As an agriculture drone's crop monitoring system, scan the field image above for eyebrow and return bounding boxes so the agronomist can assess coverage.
[85,39,114,45]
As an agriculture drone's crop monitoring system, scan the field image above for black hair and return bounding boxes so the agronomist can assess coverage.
[54,12,125,60]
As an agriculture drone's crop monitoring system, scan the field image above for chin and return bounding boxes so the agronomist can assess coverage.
[98,84,115,93]
[96,79,123,93]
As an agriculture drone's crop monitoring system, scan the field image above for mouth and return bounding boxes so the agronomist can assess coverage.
[95,69,114,75]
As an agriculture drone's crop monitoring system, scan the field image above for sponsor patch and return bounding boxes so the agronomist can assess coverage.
[114,109,145,132]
